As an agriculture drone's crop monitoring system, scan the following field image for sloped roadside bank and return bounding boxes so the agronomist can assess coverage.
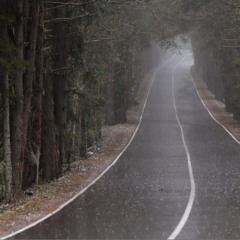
[0,60,160,238]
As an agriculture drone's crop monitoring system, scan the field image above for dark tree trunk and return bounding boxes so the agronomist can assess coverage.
[53,7,68,172]
[80,114,87,159]
[125,45,134,108]
[31,1,43,185]
[213,45,224,101]
[105,63,115,125]
[22,0,40,188]
[0,19,13,198]
[223,49,236,112]
[22,1,40,150]
[3,72,12,198]
[40,58,59,182]
[113,61,127,124]
[11,0,24,197]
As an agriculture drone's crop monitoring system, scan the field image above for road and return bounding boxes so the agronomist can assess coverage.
[9,51,240,239]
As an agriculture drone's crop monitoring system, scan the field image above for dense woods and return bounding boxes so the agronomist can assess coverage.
[176,1,240,119]
[0,0,168,200]
[1,0,240,202]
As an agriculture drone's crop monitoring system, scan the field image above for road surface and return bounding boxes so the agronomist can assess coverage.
[10,52,240,239]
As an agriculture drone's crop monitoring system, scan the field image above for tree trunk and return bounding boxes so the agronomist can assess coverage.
[40,58,58,182]
[32,1,43,185]
[223,49,236,112]
[22,1,40,151]
[3,73,12,198]
[21,0,40,189]
[80,114,87,159]
[125,45,134,108]
[53,7,67,172]
[11,0,24,197]
[105,63,115,125]
[113,61,127,124]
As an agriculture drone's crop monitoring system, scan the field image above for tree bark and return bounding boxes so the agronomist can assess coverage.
[22,1,40,151]
[53,7,67,172]
[223,49,236,112]
[80,114,87,159]
[41,58,59,182]
[32,1,43,185]
[113,61,127,124]
[11,0,24,197]
[3,73,12,198]
[105,63,115,125]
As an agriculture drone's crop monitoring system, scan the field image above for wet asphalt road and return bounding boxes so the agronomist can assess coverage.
[10,52,240,239]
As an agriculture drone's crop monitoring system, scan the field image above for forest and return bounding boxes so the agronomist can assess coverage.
[0,0,240,201]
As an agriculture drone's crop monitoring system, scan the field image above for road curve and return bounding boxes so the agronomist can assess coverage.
[8,51,240,239]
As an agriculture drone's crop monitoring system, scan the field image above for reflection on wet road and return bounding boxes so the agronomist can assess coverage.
[10,52,240,239]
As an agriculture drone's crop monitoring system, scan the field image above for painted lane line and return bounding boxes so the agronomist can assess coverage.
[167,57,196,240]
[1,55,175,240]
[189,71,240,145]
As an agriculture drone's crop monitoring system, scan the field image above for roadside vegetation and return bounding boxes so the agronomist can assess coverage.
[178,1,240,119]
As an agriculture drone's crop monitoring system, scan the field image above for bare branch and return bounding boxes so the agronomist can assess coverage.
[51,66,71,73]
[222,45,240,48]
[44,0,98,11]
[44,13,97,23]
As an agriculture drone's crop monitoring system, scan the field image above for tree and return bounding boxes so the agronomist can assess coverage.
[162,0,240,117]
[0,0,171,199]
[10,0,25,197]
[0,1,14,199]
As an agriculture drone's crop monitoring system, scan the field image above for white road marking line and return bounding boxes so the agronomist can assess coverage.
[167,57,196,240]
[189,70,240,145]
[1,55,174,240]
